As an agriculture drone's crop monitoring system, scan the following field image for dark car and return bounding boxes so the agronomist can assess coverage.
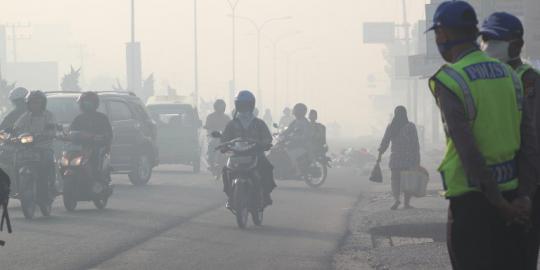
[146,103,202,172]
[47,91,159,185]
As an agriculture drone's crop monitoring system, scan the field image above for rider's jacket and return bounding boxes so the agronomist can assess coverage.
[222,117,272,152]
[0,106,26,132]
[70,111,113,150]
[281,117,311,149]
[205,112,231,133]
[13,111,56,149]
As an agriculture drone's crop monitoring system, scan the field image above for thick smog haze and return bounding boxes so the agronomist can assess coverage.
[0,0,427,136]
[2,1,539,270]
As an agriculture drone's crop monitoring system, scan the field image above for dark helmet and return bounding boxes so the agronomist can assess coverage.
[78,91,100,112]
[26,90,47,112]
[309,109,318,121]
[235,90,256,113]
[292,103,308,118]
[213,99,226,113]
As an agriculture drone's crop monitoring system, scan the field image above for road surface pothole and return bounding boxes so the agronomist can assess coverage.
[368,222,446,248]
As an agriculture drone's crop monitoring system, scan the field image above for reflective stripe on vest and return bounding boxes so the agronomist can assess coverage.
[441,66,476,122]
[441,65,523,121]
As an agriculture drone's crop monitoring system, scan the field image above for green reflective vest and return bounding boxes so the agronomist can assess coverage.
[429,51,523,197]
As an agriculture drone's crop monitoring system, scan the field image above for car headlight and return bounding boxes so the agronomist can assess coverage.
[19,135,34,144]
[70,156,83,166]
[0,133,8,141]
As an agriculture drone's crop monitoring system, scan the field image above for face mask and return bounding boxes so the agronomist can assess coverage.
[437,38,477,62]
[481,40,511,62]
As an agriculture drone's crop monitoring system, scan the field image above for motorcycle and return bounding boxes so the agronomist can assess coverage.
[0,130,55,219]
[207,136,227,181]
[212,132,266,229]
[268,131,330,188]
[59,131,113,211]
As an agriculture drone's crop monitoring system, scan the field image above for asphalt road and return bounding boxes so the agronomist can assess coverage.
[0,166,364,270]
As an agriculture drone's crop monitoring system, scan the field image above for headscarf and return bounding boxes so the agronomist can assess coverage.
[389,106,409,139]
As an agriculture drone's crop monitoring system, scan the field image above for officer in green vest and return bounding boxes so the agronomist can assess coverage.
[480,12,540,270]
[427,1,529,269]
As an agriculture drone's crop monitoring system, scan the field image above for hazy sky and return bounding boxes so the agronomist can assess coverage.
[1,0,428,135]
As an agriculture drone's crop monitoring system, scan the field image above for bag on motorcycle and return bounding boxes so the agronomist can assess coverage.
[369,162,383,183]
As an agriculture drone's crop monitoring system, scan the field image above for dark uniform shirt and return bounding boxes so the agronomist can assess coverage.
[516,68,540,197]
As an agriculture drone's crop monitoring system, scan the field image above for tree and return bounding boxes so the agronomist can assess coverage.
[61,66,82,92]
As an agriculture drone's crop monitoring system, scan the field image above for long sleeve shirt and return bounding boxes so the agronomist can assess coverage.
[517,69,540,198]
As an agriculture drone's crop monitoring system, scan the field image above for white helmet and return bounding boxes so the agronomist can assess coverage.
[8,87,29,102]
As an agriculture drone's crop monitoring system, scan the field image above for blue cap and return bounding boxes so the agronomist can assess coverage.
[480,12,524,41]
[427,1,478,31]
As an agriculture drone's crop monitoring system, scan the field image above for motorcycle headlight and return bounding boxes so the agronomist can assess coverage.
[60,156,70,167]
[70,156,83,166]
[20,135,34,144]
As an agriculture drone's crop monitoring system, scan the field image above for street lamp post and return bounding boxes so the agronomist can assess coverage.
[283,47,310,106]
[270,31,301,113]
[194,0,199,108]
[232,15,292,108]
[226,0,240,105]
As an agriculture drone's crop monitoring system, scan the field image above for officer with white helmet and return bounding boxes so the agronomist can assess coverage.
[0,87,29,131]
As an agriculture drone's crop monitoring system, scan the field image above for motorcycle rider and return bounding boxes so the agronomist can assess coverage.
[280,103,311,176]
[221,90,275,207]
[308,109,328,157]
[205,99,231,169]
[13,90,57,204]
[69,92,113,181]
[279,107,294,129]
[0,87,29,131]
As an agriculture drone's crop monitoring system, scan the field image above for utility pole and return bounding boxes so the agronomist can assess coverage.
[194,0,199,108]
[131,0,135,43]
[5,23,31,63]
[400,0,415,123]
[126,0,143,99]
